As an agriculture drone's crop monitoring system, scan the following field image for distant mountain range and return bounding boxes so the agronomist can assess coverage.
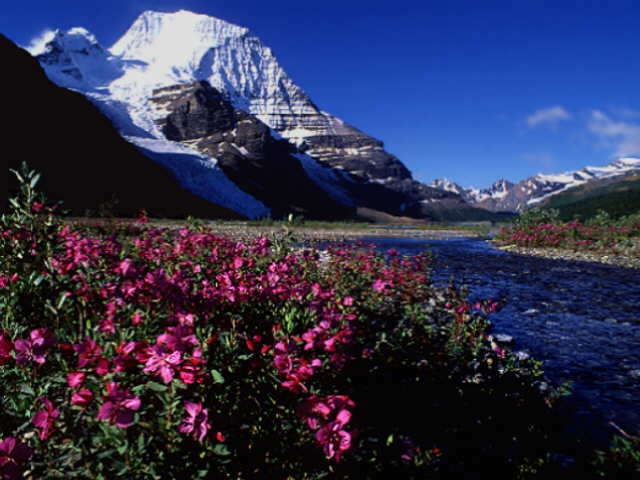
[6,9,500,222]
[540,170,640,220]
[430,157,640,213]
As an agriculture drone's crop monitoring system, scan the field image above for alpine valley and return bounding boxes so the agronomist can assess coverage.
[4,9,502,222]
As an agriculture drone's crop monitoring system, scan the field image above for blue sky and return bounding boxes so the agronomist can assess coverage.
[3,0,640,188]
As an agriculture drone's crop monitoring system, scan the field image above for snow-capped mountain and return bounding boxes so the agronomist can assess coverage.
[3,33,247,219]
[430,157,640,212]
[28,9,484,221]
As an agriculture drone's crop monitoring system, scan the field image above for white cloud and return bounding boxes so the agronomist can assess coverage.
[23,29,56,55]
[588,110,640,158]
[526,106,571,128]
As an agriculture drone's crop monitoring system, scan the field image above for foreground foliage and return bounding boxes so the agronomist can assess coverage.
[1,165,638,478]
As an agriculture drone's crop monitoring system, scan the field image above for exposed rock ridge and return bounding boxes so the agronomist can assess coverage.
[150,81,355,219]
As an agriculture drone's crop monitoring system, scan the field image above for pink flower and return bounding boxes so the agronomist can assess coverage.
[14,328,56,365]
[32,397,60,441]
[113,341,146,373]
[232,256,244,269]
[315,420,352,462]
[73,338,103,368]
[178,401,211,442]
[0,330,14,365]
[143,345,181,383]
[177,348,207,385]
[95,358,110,376]
[97,382,141,428]
[0,437,33,480]
[115,258,134,276]
[298,394,355,431]
[71,389,94,408]
[372,279,392,292]
[157,325,198,353]
[67,371,86,388]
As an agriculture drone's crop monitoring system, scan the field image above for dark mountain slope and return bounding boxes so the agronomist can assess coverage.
[1,34,242,219]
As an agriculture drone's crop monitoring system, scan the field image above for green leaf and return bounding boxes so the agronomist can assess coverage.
[386,433,394,446]
[57,293,68,310]
[147,382,168,392]
[29,173,41,189]
[96,449,116,460]
[19,384,35,396]
[210,369,225,384]
[213,443,231,456]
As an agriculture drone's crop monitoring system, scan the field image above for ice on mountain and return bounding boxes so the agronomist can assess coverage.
[128,136,270,219]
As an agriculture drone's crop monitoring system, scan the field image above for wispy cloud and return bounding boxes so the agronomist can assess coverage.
[588,110,640,157]
[612,107,640,120]
[23,29,56,55]
[521,152,555,171]
[526,106,571,128]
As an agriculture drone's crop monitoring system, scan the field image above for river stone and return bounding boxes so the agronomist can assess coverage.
[629,369,640,380]
[494,334,513,343]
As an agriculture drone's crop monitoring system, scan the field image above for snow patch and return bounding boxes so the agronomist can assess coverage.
[127,136,270,218]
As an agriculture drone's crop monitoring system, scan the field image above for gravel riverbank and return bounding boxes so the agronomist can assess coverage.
[493,243,640,269]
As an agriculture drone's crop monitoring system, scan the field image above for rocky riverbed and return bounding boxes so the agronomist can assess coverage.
[357,235,640,445]
[494,243,640,269]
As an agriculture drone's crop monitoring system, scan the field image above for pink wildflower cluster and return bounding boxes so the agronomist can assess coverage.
[498,219,640,252]
[1,217,487,474]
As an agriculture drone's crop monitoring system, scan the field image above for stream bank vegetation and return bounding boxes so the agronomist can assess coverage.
[495,207,640,257]
[1,165,638,479]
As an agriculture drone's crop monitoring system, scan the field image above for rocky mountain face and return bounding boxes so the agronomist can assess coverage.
[1,34,242,219]
[25,9,489,221]
[151,81,353,219]
[431,157,640,213]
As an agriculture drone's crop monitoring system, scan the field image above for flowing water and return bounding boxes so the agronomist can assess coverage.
[357,236,640,443]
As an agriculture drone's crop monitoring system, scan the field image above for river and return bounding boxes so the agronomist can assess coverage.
[358,235,640,444]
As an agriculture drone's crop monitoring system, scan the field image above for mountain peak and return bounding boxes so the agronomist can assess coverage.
[110,9,248,61]
[27,27,100,56]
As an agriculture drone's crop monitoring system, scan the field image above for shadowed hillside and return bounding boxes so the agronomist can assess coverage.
[2,34,244,219]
